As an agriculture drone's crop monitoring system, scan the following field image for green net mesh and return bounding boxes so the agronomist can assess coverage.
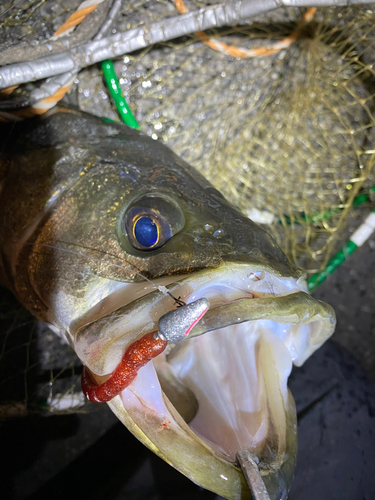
[0,1,374,415]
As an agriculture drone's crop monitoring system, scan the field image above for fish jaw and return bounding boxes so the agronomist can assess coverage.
[107,338,298,500]
[74,263,335,499]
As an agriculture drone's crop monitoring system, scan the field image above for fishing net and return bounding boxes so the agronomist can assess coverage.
[0,0,374,415]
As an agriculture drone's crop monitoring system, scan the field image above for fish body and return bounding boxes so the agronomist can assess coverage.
[0,108,335,499]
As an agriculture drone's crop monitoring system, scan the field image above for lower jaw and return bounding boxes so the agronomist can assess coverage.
[112,318,298,494]
[74,265,334,499]
[105,319,299,500]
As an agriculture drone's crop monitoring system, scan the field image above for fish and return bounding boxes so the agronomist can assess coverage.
[0,107,335,499]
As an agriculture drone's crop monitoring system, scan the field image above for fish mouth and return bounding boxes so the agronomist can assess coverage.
[74,263,335,499]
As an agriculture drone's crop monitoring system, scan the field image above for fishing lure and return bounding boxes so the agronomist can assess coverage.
[83,298,210,402]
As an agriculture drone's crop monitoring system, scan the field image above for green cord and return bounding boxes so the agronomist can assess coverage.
[307,240,357,292]
[353,184,375,206]
[307,187,375,291]
[282,185,375,226]
[101,60,139,129]
[101,117,117,123]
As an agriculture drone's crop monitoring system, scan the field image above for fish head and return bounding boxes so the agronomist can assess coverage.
[8,110,335,500]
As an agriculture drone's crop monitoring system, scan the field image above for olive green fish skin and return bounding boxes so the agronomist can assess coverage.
[0,108,332,500]
[0,108,300,327]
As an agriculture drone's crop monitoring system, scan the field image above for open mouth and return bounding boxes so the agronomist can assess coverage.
[73,263,335,495]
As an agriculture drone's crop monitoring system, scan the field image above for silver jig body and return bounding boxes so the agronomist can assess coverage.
[155,298,210,343]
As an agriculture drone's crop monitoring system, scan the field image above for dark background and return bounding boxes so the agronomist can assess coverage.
[1,235,375,500]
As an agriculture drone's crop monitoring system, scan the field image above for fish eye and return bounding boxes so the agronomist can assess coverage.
[134,216,158,248]
[123,195,185,251]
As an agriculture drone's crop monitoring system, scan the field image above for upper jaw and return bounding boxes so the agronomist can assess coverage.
[73,262,334,377]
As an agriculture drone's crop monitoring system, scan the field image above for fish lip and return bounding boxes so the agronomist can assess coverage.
[74,262,335,377]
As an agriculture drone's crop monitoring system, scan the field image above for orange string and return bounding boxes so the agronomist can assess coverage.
[175,1,316,59]
[1,2,99,98]
[53,5,99,36]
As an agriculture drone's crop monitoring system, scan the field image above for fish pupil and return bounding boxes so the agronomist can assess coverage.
[134,216,158,247]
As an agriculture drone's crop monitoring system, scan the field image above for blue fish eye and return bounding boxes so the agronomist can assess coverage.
[134,216,158,248]
[123,196,184,252]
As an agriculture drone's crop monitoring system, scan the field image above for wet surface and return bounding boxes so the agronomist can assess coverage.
[1,236,375,500]
[289,342,375,500]
[314,234,375,381]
